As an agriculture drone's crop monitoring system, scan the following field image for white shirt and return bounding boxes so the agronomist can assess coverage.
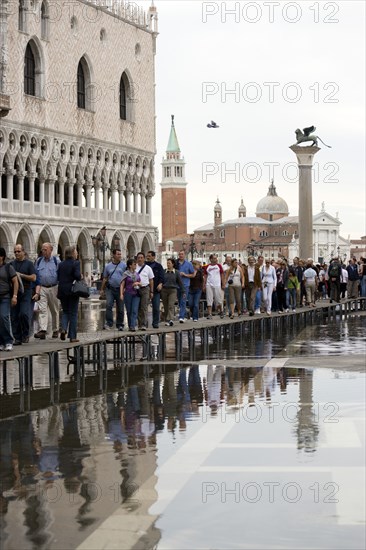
[341,268,348,283]
[137,263,154,287]
[247,266,255,283]
[206,263,223,287]
[261,265,276,285]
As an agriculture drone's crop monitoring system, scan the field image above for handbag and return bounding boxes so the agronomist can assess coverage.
[71,279,90,298]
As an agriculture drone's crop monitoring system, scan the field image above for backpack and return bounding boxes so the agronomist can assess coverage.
[329,263,340,279]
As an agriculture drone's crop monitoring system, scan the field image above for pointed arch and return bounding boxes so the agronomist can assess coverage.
[119,70,134,121]
[77,55,94,110]
[126,232,139,259]
[16,223,36,257]
[24,38,45,97]
[0,222,14,256]
[37,224,56,254]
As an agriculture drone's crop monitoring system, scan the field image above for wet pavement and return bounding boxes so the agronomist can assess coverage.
[0,314,365,549]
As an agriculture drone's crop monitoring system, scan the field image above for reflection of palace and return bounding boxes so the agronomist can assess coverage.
[160,118,350,264]
[0,364,318,547]
[0,1,159,272]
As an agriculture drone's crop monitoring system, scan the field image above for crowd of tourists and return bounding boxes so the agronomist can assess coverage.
[0,245,365,351]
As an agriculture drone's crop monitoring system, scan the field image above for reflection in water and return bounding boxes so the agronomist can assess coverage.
[0,363,329,549]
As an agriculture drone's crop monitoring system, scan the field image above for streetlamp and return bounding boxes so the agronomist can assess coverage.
[337,245,340,259]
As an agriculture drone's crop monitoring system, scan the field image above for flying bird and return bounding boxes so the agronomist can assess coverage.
[207,121,219,128]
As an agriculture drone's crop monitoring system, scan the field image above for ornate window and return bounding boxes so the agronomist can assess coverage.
[282,230,289,236]
[259,230,269,237]
[119,74,127,119]
[77,61,86,108]
[24,43,36,95]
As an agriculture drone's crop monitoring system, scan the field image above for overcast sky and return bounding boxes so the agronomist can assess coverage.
[142,0,365,240]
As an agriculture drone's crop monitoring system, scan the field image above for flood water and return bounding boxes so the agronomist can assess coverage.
[0,314,365,549]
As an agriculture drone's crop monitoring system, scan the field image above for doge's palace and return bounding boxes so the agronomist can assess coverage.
[0,0,158,274]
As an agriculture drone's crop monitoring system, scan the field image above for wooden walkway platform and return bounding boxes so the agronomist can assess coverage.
[1,298,365,394]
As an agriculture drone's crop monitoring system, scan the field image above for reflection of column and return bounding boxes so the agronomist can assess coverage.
[296,369,319,452]
[290,145,320,259]
[39,177,45,215]
[18,171,25,214]
[58,177,65,217]
[6,169,14,211]
[29,171,36,215]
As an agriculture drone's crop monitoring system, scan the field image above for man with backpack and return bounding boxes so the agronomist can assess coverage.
[0,247,19,351]
[10,244,36,344]
[33,242,60,339]
[327,257,342,303]
[100,248,126,330]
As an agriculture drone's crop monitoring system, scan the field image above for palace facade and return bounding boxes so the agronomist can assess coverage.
[0,0,158,273]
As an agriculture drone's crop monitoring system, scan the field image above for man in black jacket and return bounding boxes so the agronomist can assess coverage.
[346,258,360,298]
[146,251,165,328]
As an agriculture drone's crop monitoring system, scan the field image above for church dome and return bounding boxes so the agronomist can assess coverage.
[256,181,289,218]
[214,197,222,211]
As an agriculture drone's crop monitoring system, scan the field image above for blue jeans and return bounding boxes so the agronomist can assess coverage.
[11,287,32,340]
[60,296,79,339]
[188,289,202,321]
[177,287,188,319]
[288,288,297,310]
[124,293,140,330]
[361,275,366,297]
[151,292,161,327]
[0,296,13,346]
[255,289,262,310]
[106,286,124,328]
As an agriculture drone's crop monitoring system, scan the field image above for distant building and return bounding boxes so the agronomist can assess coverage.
[159,120,350,264]
[350,236,366,259]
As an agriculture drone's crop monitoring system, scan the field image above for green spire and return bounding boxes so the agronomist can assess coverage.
[166,115,181,153]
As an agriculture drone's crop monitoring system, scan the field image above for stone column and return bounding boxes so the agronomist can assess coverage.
[48,176,56,216]
[118,185,124,212]
[126,184,132,213]
[146,193,152,216]
[94,181,101,221]
[6,169,14,211]
[68,178,75,213]
[85,180,92,218]
[58,177,65,217]
[289,145,320,260]
[18,171,25,214]
[110,184,117,223]
[29,171,36,215]
[103,184,109,221]
[77,179,83,216]
[133,190,139,213]
[39,177,45,216]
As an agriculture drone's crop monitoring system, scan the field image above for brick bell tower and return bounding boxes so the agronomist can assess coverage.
[160,115,187,243]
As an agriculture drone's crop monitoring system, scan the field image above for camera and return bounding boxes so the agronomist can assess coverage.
[228,278,233,285]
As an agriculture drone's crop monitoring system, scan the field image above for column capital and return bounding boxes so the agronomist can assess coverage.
[289,145,321,166]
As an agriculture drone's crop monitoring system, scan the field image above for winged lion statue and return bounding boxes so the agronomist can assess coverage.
[294,126,331,148]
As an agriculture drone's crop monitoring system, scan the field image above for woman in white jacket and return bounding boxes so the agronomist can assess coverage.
[261,259,277,314]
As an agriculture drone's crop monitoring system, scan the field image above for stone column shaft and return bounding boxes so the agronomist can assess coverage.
[290,145,320,260]
[6,170,13,211]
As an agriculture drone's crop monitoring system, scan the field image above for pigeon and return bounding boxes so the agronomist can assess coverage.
[207,120,219,128]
